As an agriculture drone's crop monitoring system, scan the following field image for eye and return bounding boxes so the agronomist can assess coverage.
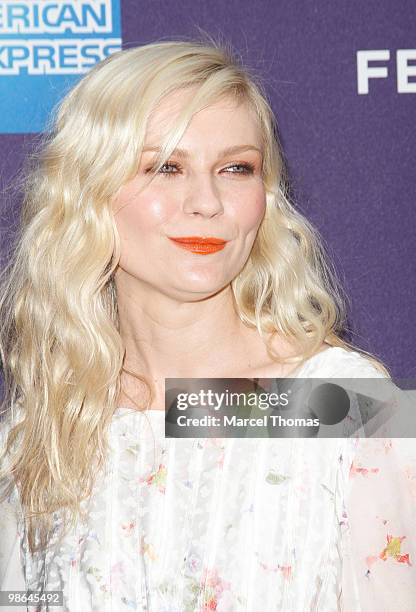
[222,163,255,175]
[145,161,182,177]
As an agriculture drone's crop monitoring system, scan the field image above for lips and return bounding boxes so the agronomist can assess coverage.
[168,236,227,255]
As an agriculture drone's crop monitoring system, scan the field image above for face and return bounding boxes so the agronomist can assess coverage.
[112,89,266,301]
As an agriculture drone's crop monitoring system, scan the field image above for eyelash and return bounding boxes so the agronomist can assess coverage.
[145,161,256,178]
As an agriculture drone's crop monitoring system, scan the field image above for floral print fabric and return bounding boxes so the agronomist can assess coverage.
[1,347,415,611]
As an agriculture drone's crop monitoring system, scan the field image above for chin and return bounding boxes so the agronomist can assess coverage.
[170,278,231,300]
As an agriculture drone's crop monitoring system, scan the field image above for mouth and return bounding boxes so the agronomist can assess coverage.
[168,236,228,255]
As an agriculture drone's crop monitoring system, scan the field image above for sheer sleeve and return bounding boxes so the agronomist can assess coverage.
[341,436,416,611]
[0,418,26,604]
[0,492,25,591]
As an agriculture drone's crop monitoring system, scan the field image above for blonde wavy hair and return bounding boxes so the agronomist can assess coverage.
[0,37,389,554]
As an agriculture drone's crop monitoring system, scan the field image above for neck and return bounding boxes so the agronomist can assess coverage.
[115,271,264,408]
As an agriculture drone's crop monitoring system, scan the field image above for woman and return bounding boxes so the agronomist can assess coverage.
[0,39,415,611]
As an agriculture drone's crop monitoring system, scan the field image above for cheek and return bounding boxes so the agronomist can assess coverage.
[230,183,266,232]
[114,187,175,237]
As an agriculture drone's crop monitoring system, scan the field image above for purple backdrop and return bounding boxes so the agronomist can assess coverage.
[1,0,415,378]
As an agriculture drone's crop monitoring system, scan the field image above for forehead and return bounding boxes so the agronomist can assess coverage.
[144,88,263,148]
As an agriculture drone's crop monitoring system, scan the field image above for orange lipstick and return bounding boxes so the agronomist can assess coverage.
[168,236,227,255]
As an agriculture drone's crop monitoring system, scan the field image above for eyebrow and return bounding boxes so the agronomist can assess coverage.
[141,144,263,158]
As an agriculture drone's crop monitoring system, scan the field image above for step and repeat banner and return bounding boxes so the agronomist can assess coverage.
[0,0,414,376]
[0,0,121,132]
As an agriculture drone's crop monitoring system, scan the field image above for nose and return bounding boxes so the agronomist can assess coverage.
[182,172,224,218]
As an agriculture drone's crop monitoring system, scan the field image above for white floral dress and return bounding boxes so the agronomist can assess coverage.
[1,347,415,611]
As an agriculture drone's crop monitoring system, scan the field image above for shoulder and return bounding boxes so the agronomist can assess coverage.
[0,405,24,450]
[303,346,389,379]
[0,405,24,493]
[0,413,14,457]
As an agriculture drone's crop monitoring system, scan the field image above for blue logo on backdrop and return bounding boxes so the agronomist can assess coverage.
[0,1,122,133]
